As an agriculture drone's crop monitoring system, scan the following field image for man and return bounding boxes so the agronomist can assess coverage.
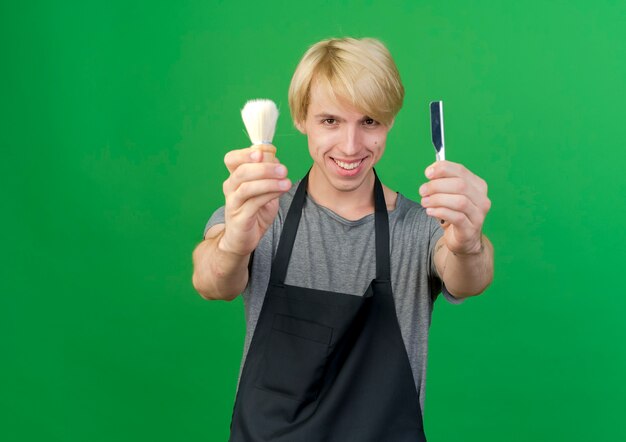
[192,37,493,441]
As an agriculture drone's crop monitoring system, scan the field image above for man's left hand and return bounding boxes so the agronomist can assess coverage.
[419,161,491,255]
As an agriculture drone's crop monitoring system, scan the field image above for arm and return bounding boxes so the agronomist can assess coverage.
[191,145,291,301]
[420,160,494,299]
[433,234,494,299]
[192,224,250,301]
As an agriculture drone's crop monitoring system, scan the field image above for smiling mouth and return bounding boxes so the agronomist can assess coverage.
[332,158,364,170]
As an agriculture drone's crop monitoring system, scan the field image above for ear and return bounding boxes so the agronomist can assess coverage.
[295,120,307,134]
[387,118,395,130]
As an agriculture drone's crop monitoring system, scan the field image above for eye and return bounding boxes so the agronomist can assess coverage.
[362,118,379,127]
[322,118,337,125]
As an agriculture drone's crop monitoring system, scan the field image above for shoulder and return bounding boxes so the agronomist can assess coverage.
[391,193,443,241]
[392,193,427,222]
[382,185,399,212]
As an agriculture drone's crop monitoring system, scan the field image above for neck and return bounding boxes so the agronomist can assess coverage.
[307,165,377,220]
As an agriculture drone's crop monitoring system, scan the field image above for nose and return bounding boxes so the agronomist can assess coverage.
[341,124,361,156]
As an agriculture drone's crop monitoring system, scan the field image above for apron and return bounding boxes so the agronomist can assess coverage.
[229,170,427,442]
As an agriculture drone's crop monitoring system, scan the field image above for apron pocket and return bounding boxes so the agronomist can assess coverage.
[256,314,333,402]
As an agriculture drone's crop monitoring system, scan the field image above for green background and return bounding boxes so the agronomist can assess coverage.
[3,1,625,441]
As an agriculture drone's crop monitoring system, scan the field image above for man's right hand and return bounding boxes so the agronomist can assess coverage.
[219,145,292,256]
[192,145,291,301]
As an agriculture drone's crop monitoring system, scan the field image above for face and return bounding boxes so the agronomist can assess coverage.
[297,82,392,198]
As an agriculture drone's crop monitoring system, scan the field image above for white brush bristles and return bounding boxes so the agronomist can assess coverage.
[241,99,279,146]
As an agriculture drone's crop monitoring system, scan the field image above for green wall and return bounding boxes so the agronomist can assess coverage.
[3,1,625,441]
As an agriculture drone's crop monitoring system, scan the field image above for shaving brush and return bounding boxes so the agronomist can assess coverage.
[241,99,279,156]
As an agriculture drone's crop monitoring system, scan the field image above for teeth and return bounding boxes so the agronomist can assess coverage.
[334,159,362,170]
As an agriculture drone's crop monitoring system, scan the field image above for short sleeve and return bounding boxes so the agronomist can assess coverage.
[203,206,226,239]
[427,216,464,305]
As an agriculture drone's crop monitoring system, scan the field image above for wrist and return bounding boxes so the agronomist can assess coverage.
[217,230,249,258]
[451,235,485,257]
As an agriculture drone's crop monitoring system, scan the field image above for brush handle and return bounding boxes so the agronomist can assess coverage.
[253,144,276,158]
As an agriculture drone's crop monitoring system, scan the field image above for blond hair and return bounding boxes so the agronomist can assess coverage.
[288,37,404,127]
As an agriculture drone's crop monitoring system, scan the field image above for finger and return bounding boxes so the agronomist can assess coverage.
[224,145,278,173]
[419,177,486,211]
[425,161,490,200]
[227,178,292,210]
[224,147,259,173]
[419,177,480,197]
[421,193,484,227]
[425,206,473,231]
[425,160,471,180]
[424,164,491,212]
[229,191,284,222]
[224,163,288,194]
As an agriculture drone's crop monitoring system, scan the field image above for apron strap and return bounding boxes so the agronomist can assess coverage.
[269,169,390,284]
[269,171,309,285]
[373,169,391,281]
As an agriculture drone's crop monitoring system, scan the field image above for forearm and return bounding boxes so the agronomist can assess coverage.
[192,225,250,301]
[438,234,494,299]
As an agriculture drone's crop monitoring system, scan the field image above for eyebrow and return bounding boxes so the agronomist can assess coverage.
[314,113,343,120]
[313,113,373,122]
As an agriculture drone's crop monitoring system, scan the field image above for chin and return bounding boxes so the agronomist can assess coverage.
[328,169,373,192]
